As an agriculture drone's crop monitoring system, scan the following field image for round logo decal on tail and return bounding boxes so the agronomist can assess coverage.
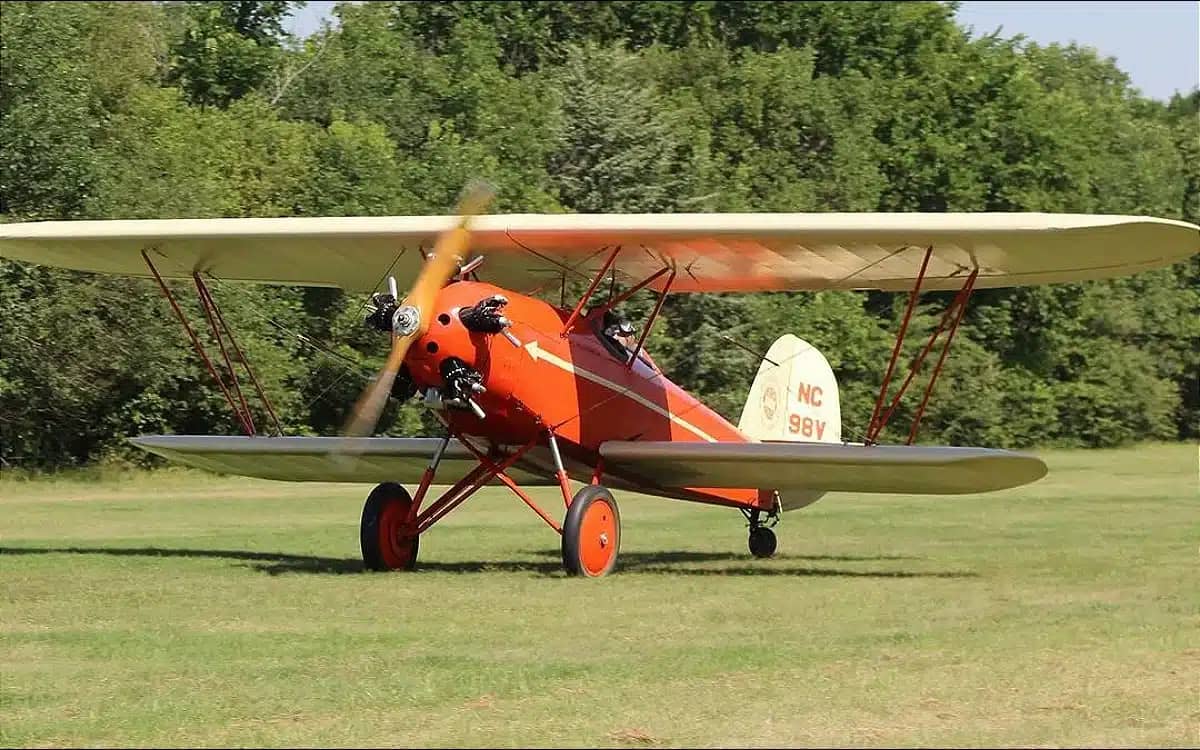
[762,384,779,422]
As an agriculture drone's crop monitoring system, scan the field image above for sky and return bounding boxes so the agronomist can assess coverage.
[285,1,1200,101]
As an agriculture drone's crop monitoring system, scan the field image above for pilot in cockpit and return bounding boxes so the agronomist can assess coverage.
[597,308,660,370]
[602,309,636,351]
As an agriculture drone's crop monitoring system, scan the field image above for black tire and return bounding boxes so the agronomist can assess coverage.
[562,485,621,577]
[360,482,419,571]
[748,526,777,559]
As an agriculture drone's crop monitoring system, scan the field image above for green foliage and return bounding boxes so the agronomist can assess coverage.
[1,0,1196,468]
[547,44,710,213]
[166,0,298,108]
[0,1,165,219]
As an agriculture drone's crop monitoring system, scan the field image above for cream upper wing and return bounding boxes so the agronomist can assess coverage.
[0,212,1195,293]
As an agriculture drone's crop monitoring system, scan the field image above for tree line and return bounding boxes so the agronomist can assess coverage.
[1,1,1196,470]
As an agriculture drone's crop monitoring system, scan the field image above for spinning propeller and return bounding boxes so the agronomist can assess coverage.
[341,182,495,440]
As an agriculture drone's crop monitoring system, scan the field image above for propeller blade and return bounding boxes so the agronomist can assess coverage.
[339,182,495,441]
[340,332,411,440]
[405,182,494,320]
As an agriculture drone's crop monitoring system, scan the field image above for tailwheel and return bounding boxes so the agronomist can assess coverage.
[361,482,420,571]
[748,526,777,559]
[562,485,621,577]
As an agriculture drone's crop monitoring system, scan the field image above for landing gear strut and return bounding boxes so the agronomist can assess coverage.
[746,508,778,559]
[358,430,625,577]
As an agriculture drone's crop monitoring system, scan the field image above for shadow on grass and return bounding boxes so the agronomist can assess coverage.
[0,546,974,579]
[520,548,920,564]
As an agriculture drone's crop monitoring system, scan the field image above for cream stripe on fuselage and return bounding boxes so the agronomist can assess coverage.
[523,340,719,443]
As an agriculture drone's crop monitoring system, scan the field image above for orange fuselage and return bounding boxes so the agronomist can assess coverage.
[403,281,766,510]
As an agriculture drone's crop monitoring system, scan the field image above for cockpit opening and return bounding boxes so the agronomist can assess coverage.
[593,308,659,370]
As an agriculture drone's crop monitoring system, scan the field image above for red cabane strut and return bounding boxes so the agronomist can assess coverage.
[865,247,979,446]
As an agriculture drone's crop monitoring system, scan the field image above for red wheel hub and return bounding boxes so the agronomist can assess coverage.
[377,497,417,570]
[578,497,618,576]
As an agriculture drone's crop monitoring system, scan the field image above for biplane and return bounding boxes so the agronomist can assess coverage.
[1,186,1196,577]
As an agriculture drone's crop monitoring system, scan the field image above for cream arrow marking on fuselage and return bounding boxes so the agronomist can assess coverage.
[524,339,718,443]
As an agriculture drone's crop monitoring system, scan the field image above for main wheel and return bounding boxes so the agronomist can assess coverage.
[360,482,420,571]
[562,485,621,577]
[748,526,777,559]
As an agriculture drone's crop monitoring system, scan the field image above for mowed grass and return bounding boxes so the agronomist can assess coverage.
[1,443,1196,748]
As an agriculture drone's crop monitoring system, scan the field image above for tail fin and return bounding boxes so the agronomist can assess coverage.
[739,335,842,511]
[738,334,841,445]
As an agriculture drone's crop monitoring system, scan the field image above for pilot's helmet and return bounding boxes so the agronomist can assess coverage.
[602,309,634,338]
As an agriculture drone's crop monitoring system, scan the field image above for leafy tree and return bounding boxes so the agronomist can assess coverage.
[167,0,299,108]
[547,44,711,213]
[0,1,165,219]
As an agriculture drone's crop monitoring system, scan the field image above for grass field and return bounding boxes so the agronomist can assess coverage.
[1,442,1196,747]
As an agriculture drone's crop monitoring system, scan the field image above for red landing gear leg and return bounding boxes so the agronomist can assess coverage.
[363,435,558,572]
[362,435,547,572]
[360,430,623,578]
[469,429,622,578]
[360,436,452,571]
